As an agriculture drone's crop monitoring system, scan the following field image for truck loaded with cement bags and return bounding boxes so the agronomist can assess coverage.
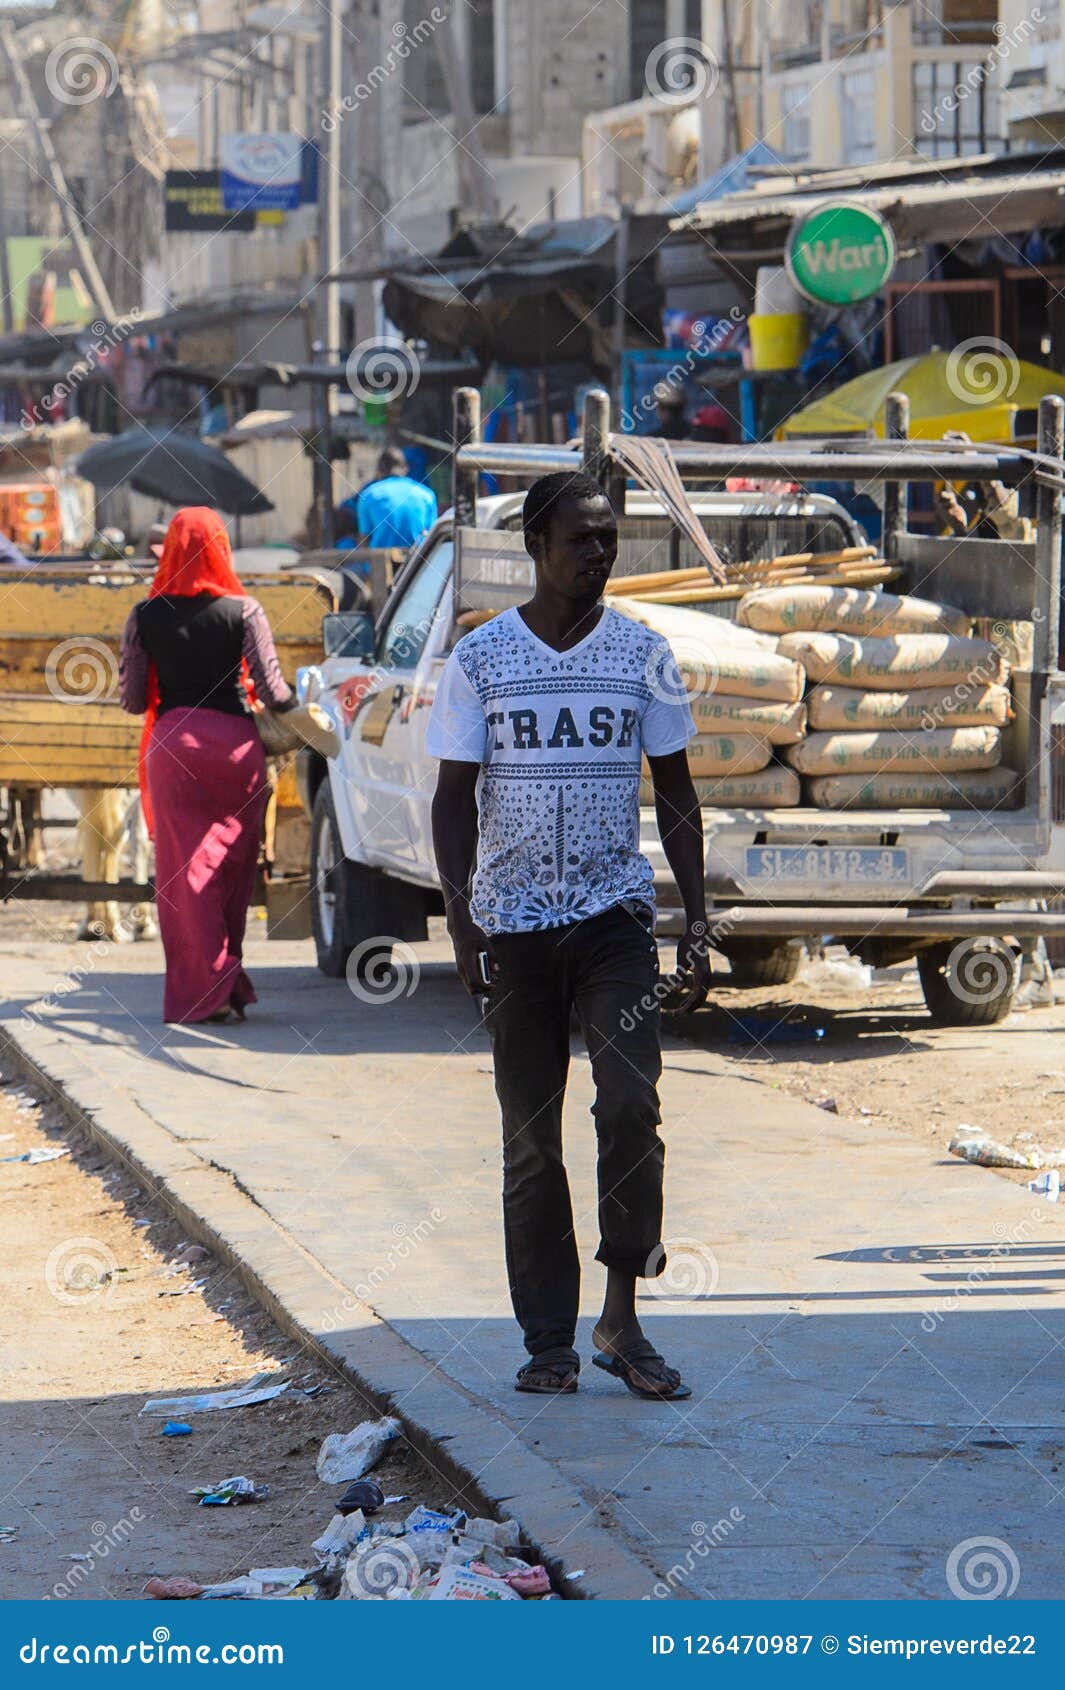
[298,388,1065,1027]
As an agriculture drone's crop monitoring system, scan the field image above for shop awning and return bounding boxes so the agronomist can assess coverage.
[669,147,1065,262]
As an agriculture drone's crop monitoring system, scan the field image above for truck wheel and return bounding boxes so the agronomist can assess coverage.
[310,783,391,980]
[917,939,1018,1026]
[723,940,803,988]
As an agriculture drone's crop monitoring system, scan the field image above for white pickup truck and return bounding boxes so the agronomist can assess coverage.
[297,401,1065,1026]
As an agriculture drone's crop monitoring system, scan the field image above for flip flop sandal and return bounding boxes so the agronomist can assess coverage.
[515,1351,580,1395]
[592,1341,692,1401]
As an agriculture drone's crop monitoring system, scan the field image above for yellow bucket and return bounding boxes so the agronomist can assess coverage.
[748,312,808,371]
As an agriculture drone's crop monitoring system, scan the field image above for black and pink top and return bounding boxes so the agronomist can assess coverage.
[119,593,293,718]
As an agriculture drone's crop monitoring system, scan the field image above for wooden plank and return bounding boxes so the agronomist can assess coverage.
[2,722,141,748]
[0,696,130,726]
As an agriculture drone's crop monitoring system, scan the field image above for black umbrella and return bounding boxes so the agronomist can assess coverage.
[76,428,274,516]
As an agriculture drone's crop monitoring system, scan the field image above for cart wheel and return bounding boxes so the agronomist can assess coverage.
[722,939,804,988]
[917,938,1018,1026]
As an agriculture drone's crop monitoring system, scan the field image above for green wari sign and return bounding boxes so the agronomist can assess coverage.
[785,201,896,307]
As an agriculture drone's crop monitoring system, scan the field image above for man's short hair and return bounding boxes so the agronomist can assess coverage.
[378,446,408,477]
[522,471,609,548]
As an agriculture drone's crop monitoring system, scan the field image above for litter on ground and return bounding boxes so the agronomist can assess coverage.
[140,1372,290,1416]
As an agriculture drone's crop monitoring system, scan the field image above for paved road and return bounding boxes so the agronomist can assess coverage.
[2,926,1064,1599]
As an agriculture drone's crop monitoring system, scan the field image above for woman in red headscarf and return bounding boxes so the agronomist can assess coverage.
[119,507,294,1024]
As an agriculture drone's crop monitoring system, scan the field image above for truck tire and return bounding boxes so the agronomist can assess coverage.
[723,939,803,988]
[310,782,391,980]
[917,938,1018,1026]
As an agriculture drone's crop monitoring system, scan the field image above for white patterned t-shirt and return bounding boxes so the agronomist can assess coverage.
[425,605,695,933]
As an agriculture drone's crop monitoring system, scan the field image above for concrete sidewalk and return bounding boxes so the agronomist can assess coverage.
[2,927,1064,1599]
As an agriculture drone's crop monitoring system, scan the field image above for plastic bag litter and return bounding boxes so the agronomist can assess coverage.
[2,1146,69,1165]
[799,955,873,992]
[1029,1170,1061,1202]
[143,1576,204,1600]
[463,1516,521,1550]
[191,1475,268,1506]
[504,1564,551,1597]
[428,1564,521,1601]
[949,1130,1037,1170]
[312,1509,367,1560]
[141,1372,289,1416]
[315,1417,400,1485]
[404,1504,464,1535]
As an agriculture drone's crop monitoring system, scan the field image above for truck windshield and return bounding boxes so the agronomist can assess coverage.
[376,540,454,670]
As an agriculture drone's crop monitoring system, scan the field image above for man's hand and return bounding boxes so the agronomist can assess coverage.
[449,915,498,998]
[664,918,712,1015]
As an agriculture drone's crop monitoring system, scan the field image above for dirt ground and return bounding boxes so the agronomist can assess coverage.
[671,949,1065,1188]
[0,1072,467,1601]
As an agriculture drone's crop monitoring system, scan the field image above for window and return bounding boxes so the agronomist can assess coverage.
[377,540,453,669]
[780,81,812,161]
[913,59,1000,157]
[840,67,877,163]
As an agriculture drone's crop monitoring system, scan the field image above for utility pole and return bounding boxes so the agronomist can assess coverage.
[0,160,15,334]
[433,7,500,221]
[0,23,117,322]
[314,0,344,545]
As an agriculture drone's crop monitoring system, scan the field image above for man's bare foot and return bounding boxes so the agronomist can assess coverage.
[591,1318,690,1399]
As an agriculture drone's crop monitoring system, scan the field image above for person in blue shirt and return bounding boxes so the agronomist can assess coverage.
[344,447,437,550]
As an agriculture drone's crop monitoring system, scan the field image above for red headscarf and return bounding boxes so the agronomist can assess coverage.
[138,508,257,833]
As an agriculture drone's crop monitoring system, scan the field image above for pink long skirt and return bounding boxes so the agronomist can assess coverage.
[146,707,267,1024]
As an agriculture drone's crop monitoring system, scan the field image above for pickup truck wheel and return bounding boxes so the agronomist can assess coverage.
[310,783,391,980]
[722,940,803,988]
[917,938,1018,1026]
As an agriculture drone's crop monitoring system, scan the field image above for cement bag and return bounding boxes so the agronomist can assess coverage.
[611,595,804,701]
[688,692,807,743]
[640,768,801,807]
[738,584,971,638]
[788,726,1001,777]
[642,734,771,779]
[687,733,772,776]
[807,682,1012,732]
[777,630,1008,691]
[807,767,1022,811]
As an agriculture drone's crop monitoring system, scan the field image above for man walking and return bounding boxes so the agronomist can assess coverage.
[427,471,710,1399]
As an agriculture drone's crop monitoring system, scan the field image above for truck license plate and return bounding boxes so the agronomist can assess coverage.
[745,846,910,885]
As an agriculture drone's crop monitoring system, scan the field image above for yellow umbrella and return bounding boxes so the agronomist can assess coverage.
[779,350,1065,443]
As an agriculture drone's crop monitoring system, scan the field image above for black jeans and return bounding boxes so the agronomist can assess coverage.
[487,901,666,1359]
